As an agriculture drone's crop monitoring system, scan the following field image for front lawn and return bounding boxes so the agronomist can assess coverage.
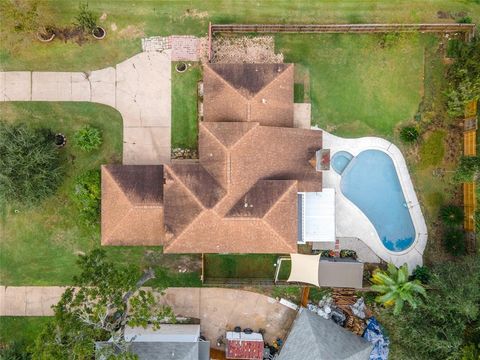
[0,102,202,285]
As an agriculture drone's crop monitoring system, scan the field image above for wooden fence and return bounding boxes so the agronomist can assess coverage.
[211,23,476,35]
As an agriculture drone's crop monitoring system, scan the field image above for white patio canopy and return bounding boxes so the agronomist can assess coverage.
[298,189,335,244]
[287,254,364,288]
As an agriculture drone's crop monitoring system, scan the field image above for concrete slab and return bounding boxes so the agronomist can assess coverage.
[71,72,91,101]
[32,72,73,101]
[2,72,31,101]
[294,103,311,129]
[116,51,171,127]
[2,287,26,316]
[123,127,171,165]
[89,67,116,107]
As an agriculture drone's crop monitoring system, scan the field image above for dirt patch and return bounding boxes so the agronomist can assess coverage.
[211,35,284,63]
[144,251,202,273]
[118,25,145,39]
[52,26,87,44]
[183,8,209,19]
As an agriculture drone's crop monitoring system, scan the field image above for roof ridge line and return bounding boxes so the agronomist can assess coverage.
[163,210,205,252]
[165,166,206,211]
[206,65,250,101]
[263,180,298,219]
[200,122,229,151]
[103,166,134,207]
[250,63,293,101]
[103,207,135,244]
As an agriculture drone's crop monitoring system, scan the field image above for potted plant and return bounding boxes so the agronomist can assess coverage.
[75,3,106,40]
[55,133,67,148]
[176,62,187,73]
[37,25,55,42]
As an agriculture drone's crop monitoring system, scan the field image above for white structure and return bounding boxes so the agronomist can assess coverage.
[125,324,201,342]
[298,189,336,244]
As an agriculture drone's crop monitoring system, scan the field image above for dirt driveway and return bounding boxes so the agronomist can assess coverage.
[158,287,297,349]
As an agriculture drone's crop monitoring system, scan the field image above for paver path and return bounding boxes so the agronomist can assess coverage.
[0,51,171,165]
[0,286,296,347]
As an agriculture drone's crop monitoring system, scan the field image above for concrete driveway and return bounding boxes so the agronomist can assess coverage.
[0,286,296,348]
[0,51,171,165]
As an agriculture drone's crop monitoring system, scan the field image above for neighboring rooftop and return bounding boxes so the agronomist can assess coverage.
[277,308,373,360]
[203,63,294,127]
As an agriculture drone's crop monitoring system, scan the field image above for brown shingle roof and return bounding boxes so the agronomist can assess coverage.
[101,64,325,254]
[101,165,165,246]
[203,63,294,128]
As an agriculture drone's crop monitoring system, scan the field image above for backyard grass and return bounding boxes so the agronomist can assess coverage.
[204,254,280,280]
[171,62,202,150]
[418,130,446,169]
[276,33,430,137]
[1,1,479,71]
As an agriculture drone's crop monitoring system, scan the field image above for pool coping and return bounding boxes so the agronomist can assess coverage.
[319,128,427,270]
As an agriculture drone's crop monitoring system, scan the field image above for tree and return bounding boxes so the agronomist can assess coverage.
[31,249,174,359]
[0,122,63,206]
[371,263,426,315]
[380,256,480,360]
[439,205,465,227]
[446,37,480,117]
[399,126,419,143]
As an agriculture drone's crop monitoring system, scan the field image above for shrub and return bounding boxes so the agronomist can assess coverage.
[74,3,97,32]
[0,122,63,206]
[457,16,472,24]
[446,37,480,117]
[71,169,101,225]
[453,156,480,183]
[399,126,419,143]
[444,228,466,256]
[410,265,431,284]
[439,205,465,227]
[73,126,102,152]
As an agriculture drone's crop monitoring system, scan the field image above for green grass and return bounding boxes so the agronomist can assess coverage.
[204,254,279,279]
[418,130,446,169]
[276,33,429,137]
[0,102,202,285]
[294,83,305,103]
[171,63,202,150]
[277,259,292,280]
[0,316,51,345]
[1,1,480,71]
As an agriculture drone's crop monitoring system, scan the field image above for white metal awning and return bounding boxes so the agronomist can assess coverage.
[298,189,335,243]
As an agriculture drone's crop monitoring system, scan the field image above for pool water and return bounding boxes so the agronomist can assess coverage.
[339,150,415,252]
[331,151,354,174]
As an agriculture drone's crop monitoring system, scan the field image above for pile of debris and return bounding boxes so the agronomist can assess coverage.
[307,288,372,336]
[211,35,284,63]
[171,148,198,159]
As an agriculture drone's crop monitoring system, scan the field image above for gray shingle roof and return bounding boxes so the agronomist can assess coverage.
[278,308,373,360]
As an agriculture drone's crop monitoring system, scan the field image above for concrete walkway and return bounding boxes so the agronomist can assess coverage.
[0,286,296,347]
[0,51,171,165]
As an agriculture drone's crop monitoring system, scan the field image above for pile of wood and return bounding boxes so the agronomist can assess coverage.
[332,288,371,336]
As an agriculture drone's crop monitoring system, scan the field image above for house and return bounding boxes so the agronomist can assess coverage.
[101,63,333,254]
[96,324,210,360]
[277,308,373,360]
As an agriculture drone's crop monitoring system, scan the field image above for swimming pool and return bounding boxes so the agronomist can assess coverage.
[338,150,415,252]
[331,151,354,174]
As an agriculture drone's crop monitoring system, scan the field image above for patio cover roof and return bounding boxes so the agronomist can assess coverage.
[298,189,335,243]
[287,254,364,288]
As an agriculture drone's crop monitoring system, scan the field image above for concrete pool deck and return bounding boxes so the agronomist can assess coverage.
[320,129,427,270]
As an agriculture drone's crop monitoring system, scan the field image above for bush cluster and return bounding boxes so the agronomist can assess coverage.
[71,169,101,225]
[73,125,102,152]
[439,204,466,256]
[399,125,419,143]
[0,122,63,206]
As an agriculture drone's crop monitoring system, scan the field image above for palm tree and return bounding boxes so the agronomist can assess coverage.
[371,263,427,315]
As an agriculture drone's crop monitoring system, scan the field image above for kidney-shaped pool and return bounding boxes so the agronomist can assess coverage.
[332,149,415,252]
